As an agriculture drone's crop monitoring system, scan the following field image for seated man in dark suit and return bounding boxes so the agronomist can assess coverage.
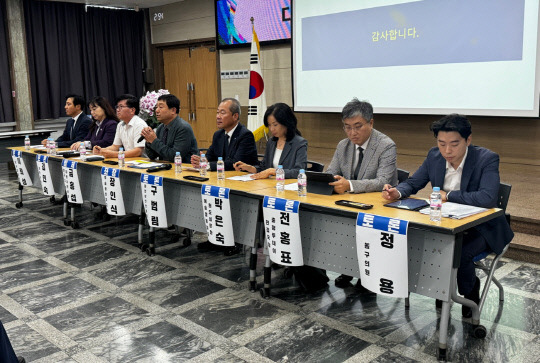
[191,98,258,170]
[327,98,398,290]
[382,114,514,317]
[141,94,198,162]
[41,94,91,148]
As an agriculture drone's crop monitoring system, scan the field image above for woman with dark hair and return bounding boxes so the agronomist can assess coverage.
[234,103,307,179]
[71,96,118,150]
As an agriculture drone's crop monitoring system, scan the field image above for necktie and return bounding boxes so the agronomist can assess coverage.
[70,120,75,139]
[353,147,363,180]
[223,134,230,157]
[162,127,169,144]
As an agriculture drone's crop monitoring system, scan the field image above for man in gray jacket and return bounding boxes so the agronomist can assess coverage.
[328,98,398,288]
[141,94,198,162]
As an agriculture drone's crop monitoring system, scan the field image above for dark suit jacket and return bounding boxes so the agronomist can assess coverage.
[397,145,513,254]
[257,135,307,179]
[85,118,118,148]
[56,113,92,148]
[146,116,198,162]
[206,123,258,171]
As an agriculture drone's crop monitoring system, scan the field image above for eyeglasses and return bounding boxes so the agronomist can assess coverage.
[343,123,368,133]
[115,105,131,110]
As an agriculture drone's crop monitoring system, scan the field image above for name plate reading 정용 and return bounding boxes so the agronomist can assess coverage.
[356,212,409,298]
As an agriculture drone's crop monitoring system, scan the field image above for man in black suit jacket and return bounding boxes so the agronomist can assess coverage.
[41,94,91,148]
[191,98,258,170]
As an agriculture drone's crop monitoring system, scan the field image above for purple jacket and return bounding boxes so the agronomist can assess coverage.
[85,118,118,148]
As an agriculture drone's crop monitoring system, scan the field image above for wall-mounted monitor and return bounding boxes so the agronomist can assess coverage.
[216,0,291,49]
[293,0,540,117]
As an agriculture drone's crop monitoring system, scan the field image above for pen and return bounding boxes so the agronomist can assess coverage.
[383,185,397,192]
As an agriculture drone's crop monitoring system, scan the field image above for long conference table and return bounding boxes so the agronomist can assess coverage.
[9,146,503,361]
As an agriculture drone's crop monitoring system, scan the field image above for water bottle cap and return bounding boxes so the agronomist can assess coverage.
[119,147,124,151]
[175,151,180,156]
[278,165,283,168]
[433,187,440,192]
[299,169,305,173]
[218,157,223,161]
[201,153,205,157]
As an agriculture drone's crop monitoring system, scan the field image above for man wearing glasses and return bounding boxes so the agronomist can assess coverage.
[94,94,146,158]
[327,98,398,289]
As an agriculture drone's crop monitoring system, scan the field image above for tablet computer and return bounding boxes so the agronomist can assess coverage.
[305,171,335,195]
[384,198,429,211]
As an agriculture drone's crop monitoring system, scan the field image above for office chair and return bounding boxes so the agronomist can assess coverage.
[397,168,409,183]
[306,160,324,172]
[468,182,511,337]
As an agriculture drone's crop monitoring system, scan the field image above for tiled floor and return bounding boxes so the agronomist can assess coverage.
[0,165,539,362]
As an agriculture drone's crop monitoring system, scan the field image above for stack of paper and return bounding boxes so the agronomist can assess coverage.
[419,202,487,219]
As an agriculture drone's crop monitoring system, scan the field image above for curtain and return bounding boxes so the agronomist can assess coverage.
[0,0,14,123]
[24,0,145,119]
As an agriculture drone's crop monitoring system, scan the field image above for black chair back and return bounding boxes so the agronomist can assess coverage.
[397,168,410,183]
[306,160,324,172]
[498,182,512,212]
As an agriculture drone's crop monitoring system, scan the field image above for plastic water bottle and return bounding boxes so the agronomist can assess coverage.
[51,141,57,156]
[276,165,285,192]
[199,153,208,177]
[79,141,87,161]
[118,147,125,168]
[174,152,182,174]
[46,137,52,154]
[297,169,307,197]
[430,186,442,222]
[217,157,225,180]
[24,135,30,151]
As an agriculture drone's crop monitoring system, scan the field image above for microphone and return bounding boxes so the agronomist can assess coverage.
[137,135,145,143]
[146,163,173,173]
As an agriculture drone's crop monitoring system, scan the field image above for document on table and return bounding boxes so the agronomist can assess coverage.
[419,202,487,219]
[284,182,298,191]
[227,174,255,181]
[31,145,46,149]
[126,160,163,169]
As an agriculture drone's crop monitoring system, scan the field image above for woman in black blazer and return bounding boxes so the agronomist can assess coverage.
[234,103,307,179]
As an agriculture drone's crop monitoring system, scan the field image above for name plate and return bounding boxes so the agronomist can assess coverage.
[356,212,409,298]
[36,155,54,196]
[101,167,126,216]
[262,196,303,266]
[140,174,167,228]
[201,185,234,247]
[11,150,32,186]
[61,159,83,204]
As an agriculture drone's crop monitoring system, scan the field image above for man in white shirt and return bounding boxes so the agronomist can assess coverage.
[382,114,514,317]
[94,94,146,158]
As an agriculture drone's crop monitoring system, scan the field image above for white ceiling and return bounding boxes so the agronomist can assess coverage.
[42,0,183,10]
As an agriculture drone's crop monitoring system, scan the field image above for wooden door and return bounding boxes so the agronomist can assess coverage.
[163,46,218,148]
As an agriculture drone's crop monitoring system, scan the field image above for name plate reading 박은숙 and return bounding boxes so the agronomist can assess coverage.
[140,174,167,229]
[36,154,54,196]
[201,185,235,247]
[101,167,126,216]
[356,213,409,298]
[262,196,303,266]
[11,150,32,187]
[61,159,83,204]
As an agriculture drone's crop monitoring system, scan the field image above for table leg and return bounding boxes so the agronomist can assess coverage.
[260,255,271,299]
[15,182,23,208]
[249,247,258,292]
